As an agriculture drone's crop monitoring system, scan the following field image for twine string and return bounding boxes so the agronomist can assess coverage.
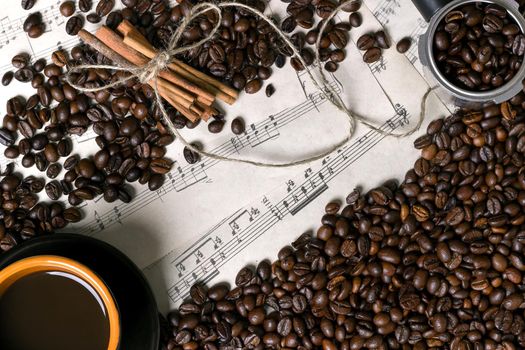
[67,1,430,168]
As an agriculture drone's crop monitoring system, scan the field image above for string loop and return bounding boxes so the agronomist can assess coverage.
[67,1,429,168]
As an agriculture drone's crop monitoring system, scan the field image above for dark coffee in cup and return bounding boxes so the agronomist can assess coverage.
[0,270,110,350]
[0,256,120,350]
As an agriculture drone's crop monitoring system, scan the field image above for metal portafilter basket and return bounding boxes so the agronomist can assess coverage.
[411,0,525,108]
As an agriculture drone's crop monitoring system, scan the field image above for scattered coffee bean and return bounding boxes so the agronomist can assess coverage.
[65,15,83,35]
[396,37,412,53]
[2,71,13,86]
[21,0,36,10]
[183,145,200,164]
[265,84,275,97]
[208,120,225,133]
[231,117,245,135]
[59,1,75,17]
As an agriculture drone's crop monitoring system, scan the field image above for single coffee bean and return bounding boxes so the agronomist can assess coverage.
[183,144,200,164]
[46,163,62,179]
[86,13,101,23]
[2,71,13,86]
[28,23,44,38]
[96,0,114,17]
[208,120,225,134]
[245,79,262,94]
[79,0,92,12]
[375,30,390,49]
[12,53,29,69]
[60,1,75,17]
[231,117,245,135]
[45,180,62,200]
[21,0,36,10]
[65,15,83,35]
[349,12,362,27]
[363,47,382,63]
[396,37,412,53]
[357,34,375,50]
[265,84,275,97]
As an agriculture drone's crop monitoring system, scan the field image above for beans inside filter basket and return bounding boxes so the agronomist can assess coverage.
[161,101,525,350]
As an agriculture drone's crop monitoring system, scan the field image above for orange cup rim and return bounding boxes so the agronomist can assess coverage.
[0,255,120,350]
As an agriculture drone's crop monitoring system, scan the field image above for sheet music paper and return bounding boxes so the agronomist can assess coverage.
[0,0,450,312]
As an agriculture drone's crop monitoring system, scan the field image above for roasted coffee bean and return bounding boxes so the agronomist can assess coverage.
[45,180,62,200]
[375,30,390,49]
[46,163,62,179]
[86,13,101,23]
[1,71,13,86]
[65,15,83,35]
[231,117,245,135]
[96,0,113,16]
[12,53,29,69]
[357,34,375,50]
[363,47,381,63]
[79,0,92,12]
[14,68,33,82]
[183,145,200,164]
[208,120,225,133]
[21,0,36,10]
[60,1,75,17]
[396,37,411,53]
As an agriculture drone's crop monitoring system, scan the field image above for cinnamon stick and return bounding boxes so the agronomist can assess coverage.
[117,20,238,105]
[96,26,216,104]
[78,30,198,122]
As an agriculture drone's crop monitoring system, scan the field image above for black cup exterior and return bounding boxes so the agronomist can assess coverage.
[0,233,159,350]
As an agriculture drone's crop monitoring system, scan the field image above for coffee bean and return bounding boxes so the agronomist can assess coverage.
[208,120,225,133]
[79,0,92,12]
[183,145,200,164]
[14,67,34,82]
[363,47,381,63]
[60,1,75,17]
[375,30,390,49]
[265,84,275,97]
[245,79,262,94]
[231,117,245,135]
[21,0,36,10]
[12,53,29,69]
[2,71,13,86]
[357,34,375,50]
[45,180,62,200]
[96,0,114,17]
[46,163,62,179]
[65,15,83,35]
[86,13,101,23]
[396,37,411,53]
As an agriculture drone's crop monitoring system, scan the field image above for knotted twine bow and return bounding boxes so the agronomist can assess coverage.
[67,1,431,168]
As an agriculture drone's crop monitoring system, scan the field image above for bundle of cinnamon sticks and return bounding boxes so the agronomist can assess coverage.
[77,20,239,122]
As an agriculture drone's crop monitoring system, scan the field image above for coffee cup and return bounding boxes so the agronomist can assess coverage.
[0,255,120,350]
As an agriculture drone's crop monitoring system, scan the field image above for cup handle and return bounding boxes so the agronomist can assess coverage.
[411,0,453,22]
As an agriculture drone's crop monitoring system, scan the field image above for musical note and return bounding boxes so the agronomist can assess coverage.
[113,207,122,225]
[94,210,104,231]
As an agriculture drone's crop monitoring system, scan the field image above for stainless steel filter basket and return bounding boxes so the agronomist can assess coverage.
[413,0,525,107]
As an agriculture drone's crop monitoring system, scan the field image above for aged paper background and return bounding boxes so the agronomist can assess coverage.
[0,0,451,312]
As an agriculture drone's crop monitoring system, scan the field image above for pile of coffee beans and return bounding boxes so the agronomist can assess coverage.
[0,164,81,252]
[163,99,525,349]
[433,2,525,91]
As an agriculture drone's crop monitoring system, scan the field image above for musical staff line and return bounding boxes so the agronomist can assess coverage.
[76,82,342,234]
[160,108,409,302]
